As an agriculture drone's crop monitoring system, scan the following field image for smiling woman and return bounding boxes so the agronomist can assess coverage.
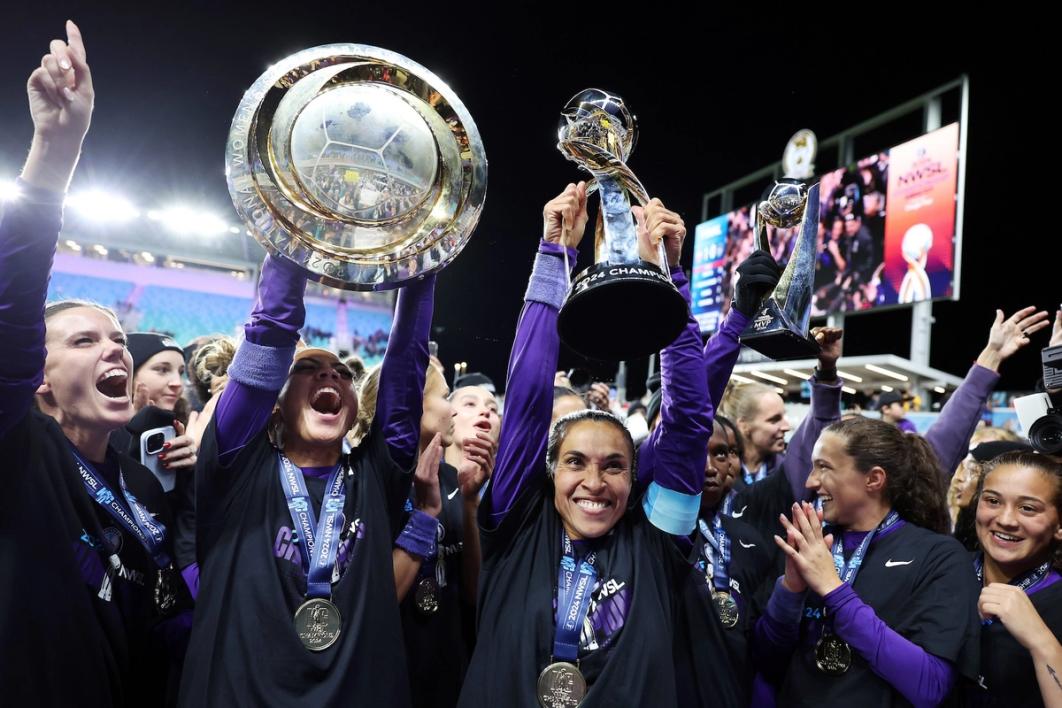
[457,186,730,707]
[755,417,979,707]
[179,241,437,705]
[1,23,191,706]
[546,410,635,540]
[964,451,1062,707]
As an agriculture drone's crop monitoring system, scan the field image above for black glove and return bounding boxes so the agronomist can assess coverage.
[733,249,782,317]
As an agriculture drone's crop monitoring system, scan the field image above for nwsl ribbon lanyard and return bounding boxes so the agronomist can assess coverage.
[742,462,767,486]
[277,454,347,599]
[721,490,736,516]
[70,448,171,569]
[830,510,901,585]
[698,516,731,593]
[974,554,1051,626]
[553,533,598,661]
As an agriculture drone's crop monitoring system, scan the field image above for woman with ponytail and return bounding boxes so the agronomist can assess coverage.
[961,451,1062,707]
[754,417,979,707]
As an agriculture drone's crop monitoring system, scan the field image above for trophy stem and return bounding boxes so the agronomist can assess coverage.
[598,176,639,265]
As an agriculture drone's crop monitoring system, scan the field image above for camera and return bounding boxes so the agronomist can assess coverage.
[145,432,168,455]
[1014,345,1062,455]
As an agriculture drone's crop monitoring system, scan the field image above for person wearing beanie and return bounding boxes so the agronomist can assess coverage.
[127,332,185,412]
[114,333,198,485]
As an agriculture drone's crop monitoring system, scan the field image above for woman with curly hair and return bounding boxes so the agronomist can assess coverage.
[755,417,979,706]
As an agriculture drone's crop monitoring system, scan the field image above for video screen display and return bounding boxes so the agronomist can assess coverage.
[691,123,960,333]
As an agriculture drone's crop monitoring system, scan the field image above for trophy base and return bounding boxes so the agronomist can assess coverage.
[558,260,688,361]
[740,298,821,361]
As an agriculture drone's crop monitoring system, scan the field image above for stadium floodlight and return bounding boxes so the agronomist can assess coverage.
[0,180,20,202]
[149,206,230,236]
[65,190,140,223]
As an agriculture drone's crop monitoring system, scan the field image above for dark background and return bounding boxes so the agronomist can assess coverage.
[1,3,1047,399]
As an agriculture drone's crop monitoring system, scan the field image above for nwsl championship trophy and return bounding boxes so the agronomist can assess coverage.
[226,44,486,290]
[555,89,688,361]
[739,130,822,360]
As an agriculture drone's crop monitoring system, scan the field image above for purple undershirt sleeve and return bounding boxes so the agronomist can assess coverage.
[180,562,199,600]
[824,582,956,707]
[484,240,576,528]
[637,306,747,490]
[374,274,435,471]
[781,374,842,502]
[752,577,805,673]
[0,181,63,439]
[639,268,714,535]
[924,363,999,478]
[704,308,751,410]
[215,254,306,466]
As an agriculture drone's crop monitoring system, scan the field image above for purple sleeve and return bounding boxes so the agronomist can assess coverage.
[704,308,751,409]
[752,577,805,673]
[825,582,956,707]
[0,181,63,439]
[638,269,714,534]
[780,375,842,502]
[924,364,999,478]
[214,254,306,465]
[374,274,435,471]
[483,241,575,528]
[637,304,747,489]
[180,562,200,600]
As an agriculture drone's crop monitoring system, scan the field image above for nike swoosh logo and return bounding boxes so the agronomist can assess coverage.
[738,540,756,548]
[732,505,747,518]
[885,559,914,567]
[447,488,460,501]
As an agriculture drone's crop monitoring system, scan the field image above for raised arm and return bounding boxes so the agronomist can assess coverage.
[706,250,781,406]
[780,328,843,502]
[926,306,1049,476]
[213,254,307,466]
[483,183,586,528]
[632,199,712,535]
[374,274,435,471]
[0,21,92,439]
[637,249,778,490]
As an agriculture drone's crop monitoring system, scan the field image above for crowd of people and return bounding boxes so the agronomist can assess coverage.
[6,23,1062,708]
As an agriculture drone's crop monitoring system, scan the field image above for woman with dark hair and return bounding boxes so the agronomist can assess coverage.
[756,417,979,707]
[178,221,438,703]
[960,451,1062,707]
[458,184,737,706]
[678,416,777,706]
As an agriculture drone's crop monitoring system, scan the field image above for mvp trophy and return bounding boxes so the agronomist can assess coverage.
[226,44,486,290]
[555,89,687,361]
[739,130,821,360]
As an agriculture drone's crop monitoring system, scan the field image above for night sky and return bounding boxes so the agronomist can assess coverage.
[2,4,1046,398]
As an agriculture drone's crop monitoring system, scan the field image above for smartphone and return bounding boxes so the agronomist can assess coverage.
[140,425,176,492]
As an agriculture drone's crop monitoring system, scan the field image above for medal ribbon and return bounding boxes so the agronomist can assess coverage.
[974,553,1051,626]
[742,462,767,486]
[277,454,347,599]
[830,510,901,585]
[553,532,598,662]
[697,516,731,593]
[70,447,171,569]
[721,489,736,516]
